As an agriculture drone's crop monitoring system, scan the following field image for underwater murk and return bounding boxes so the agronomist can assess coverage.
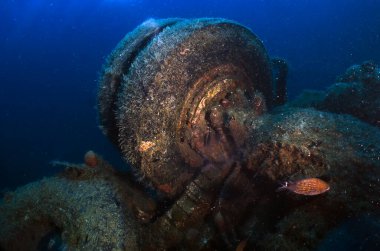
[1,1,380,251]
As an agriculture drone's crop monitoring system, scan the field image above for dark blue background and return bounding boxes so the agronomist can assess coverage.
[1,0,379,190]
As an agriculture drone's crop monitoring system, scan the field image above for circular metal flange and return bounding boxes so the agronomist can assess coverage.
[100,18,273,198]
[177,64,265,166]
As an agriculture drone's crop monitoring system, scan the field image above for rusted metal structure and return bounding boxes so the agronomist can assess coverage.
[1,18,380,251]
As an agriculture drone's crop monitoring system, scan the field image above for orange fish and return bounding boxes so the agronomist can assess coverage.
[277,178,330,196]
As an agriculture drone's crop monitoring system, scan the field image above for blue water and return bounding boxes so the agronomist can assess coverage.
[1,0,379,190]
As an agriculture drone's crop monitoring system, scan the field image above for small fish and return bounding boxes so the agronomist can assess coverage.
[277,178,330,196]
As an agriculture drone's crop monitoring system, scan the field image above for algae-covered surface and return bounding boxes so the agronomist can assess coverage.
[1,3,380,250]
[0,164,139,251]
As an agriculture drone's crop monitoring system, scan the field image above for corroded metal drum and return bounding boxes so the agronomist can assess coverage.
[98,18,273,198]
